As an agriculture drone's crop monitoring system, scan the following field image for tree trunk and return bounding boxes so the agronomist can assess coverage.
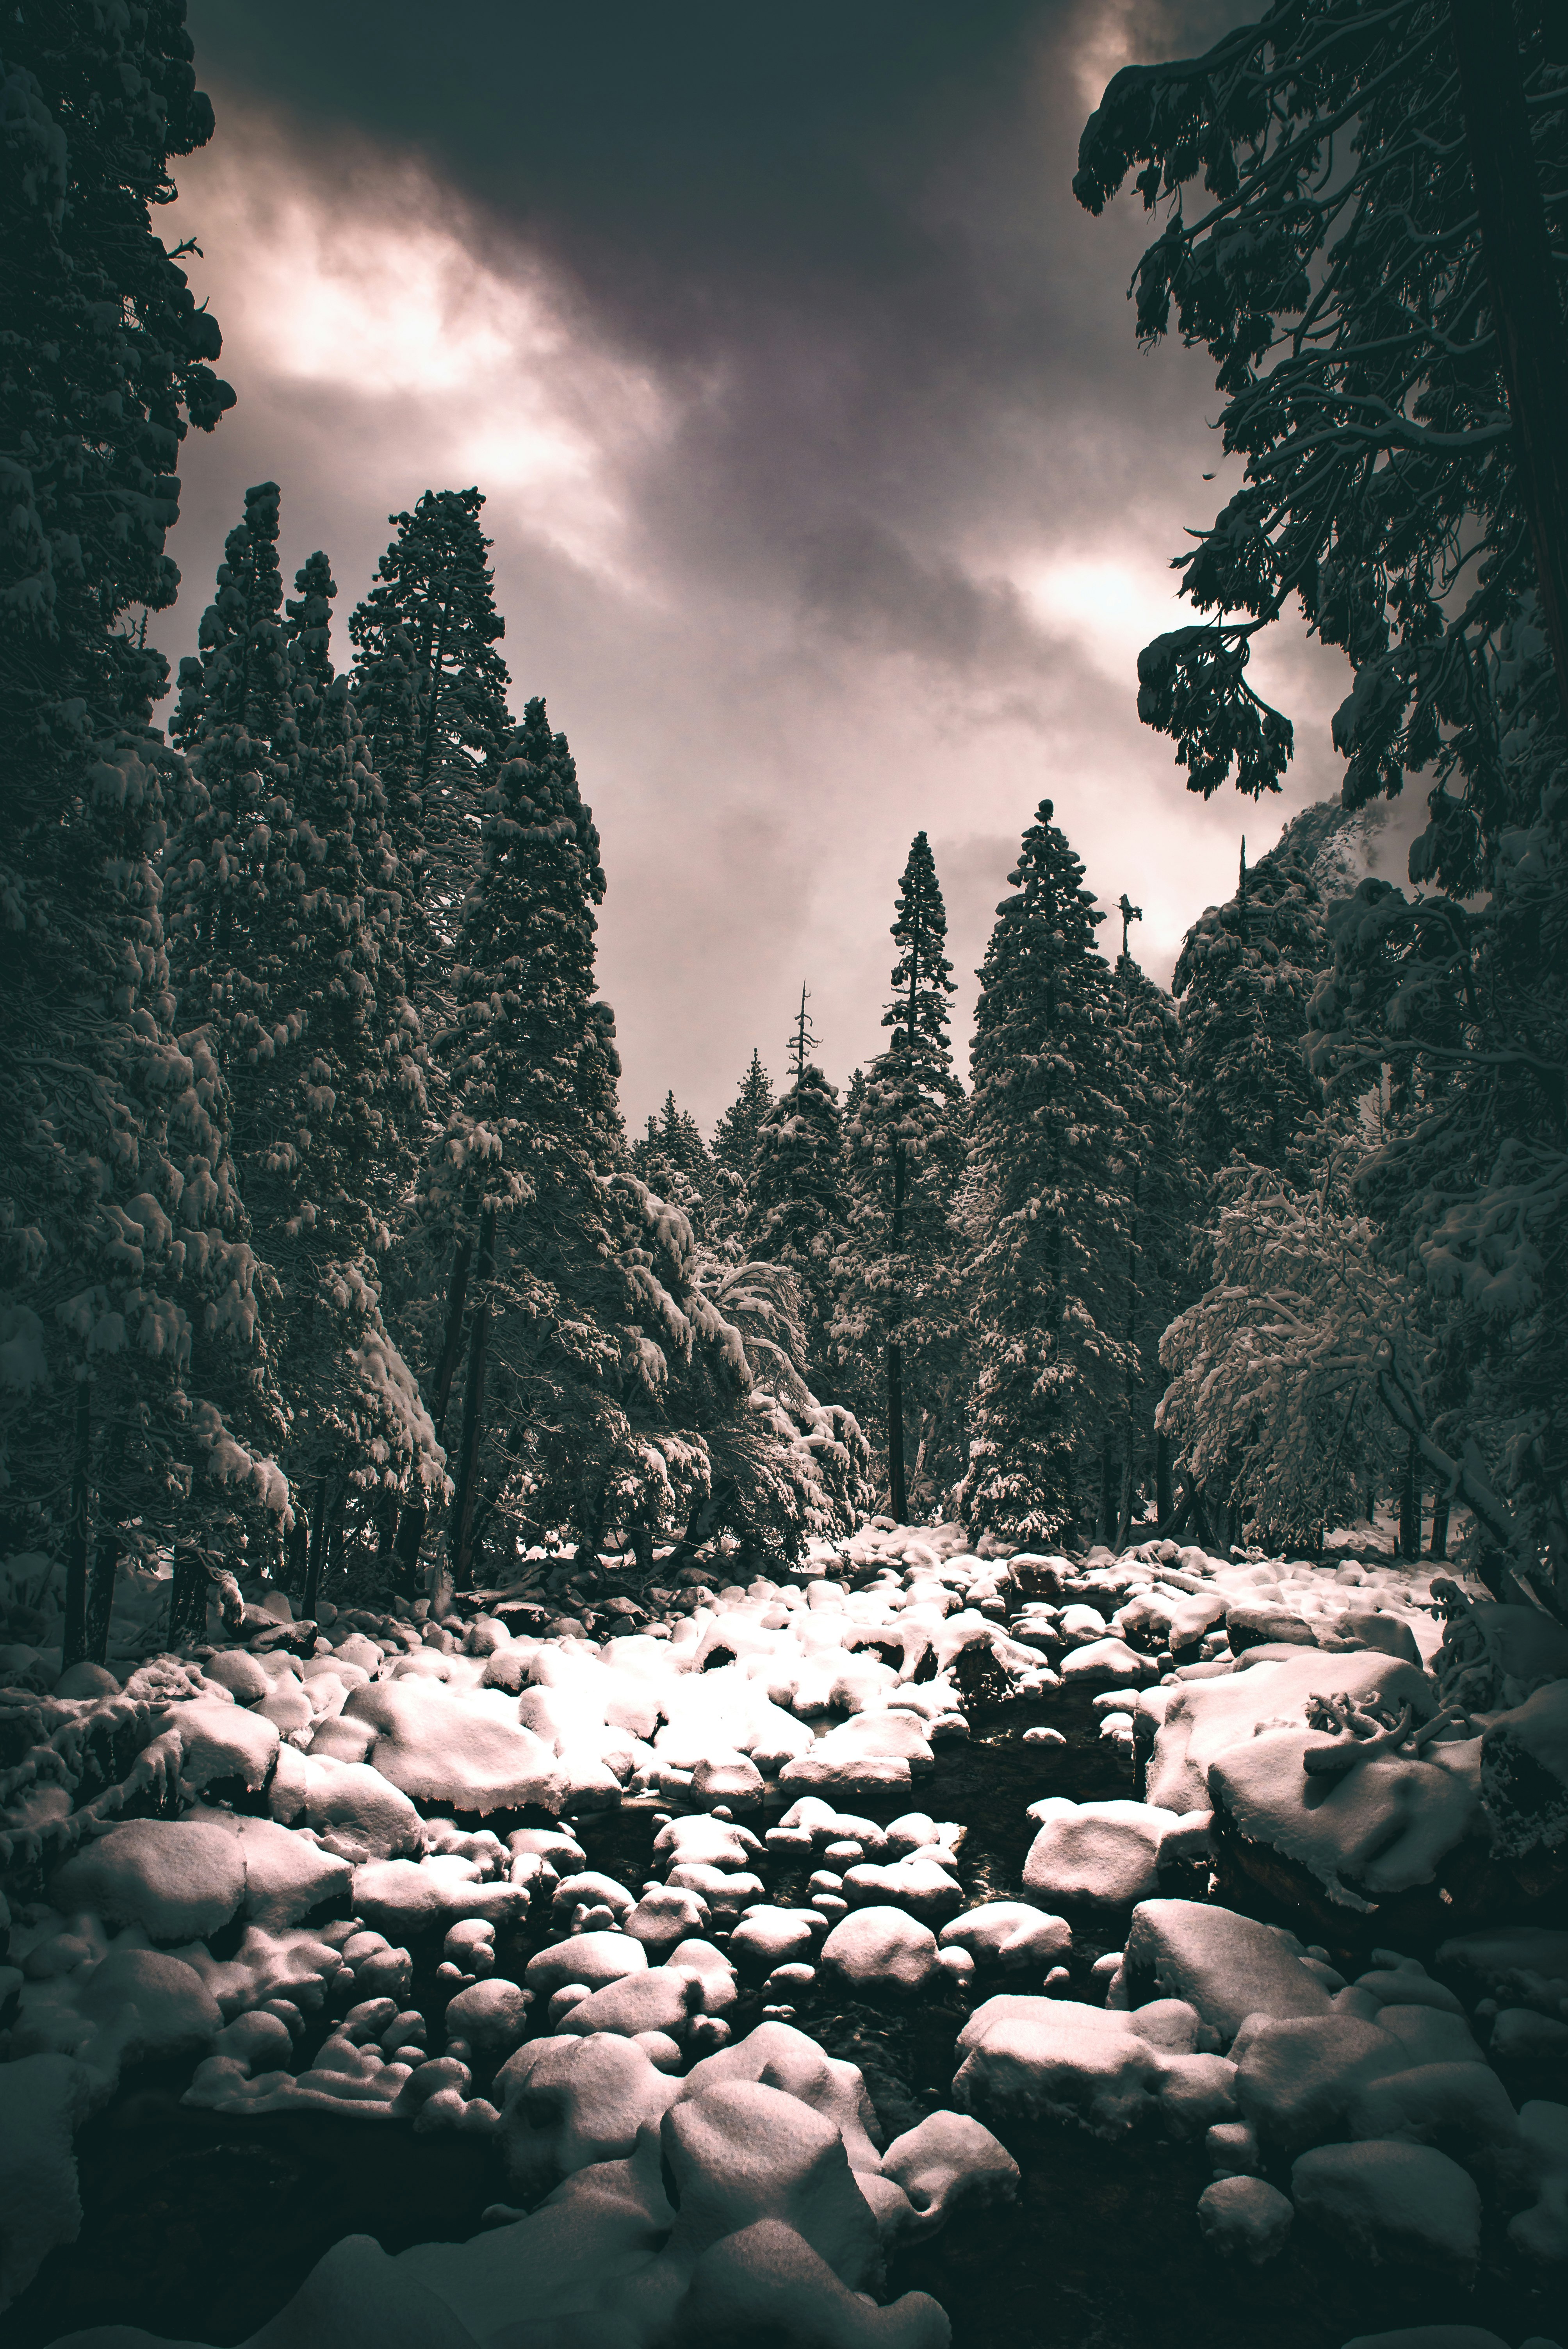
[169,1540,210,1647]
[391,1226,477,1591]
[1098,1437,1117,1549]
[328,1504,346,1599]
[86,1527,122,1665]
[285,1502,309,1595]
[1399,1428,1422,1558]
[1429,1490,1452,1562]
[886,1341,907,1524]
[61,1377,92,1671]
[1155,1432,1175,1531]
[1450,0,1568,724]
[302,1469,332,1620]
[449,1206,497,1591]
[629,1524,654,1579]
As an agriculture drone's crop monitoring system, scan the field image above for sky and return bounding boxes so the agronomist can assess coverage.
[156,0,1381,1132]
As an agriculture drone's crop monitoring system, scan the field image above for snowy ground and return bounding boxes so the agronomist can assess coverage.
[1,1526,1565,2349]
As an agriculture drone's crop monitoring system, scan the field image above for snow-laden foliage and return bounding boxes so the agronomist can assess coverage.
[746,1055,850,1395]
[1158,1149,1420,1552]
[163,495,444,1571]
[834,832,966,1513]
[960,802,1140,1545]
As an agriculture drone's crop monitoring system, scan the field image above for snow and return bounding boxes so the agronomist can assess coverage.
[1290,2139,1482,2278]
[49,1819,246,1942]
[1123,1899,1335,2044]
[1022,1798,1180,1910]
[1196,2173,1294,2263]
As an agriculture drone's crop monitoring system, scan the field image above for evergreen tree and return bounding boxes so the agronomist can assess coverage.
[348,487,513,978]
[713,1051,775,1180]
[165,497,442,1608]
[836,833,964,1519]
[746,989,850,1393]
[1108,933,1196,1541]
[631,1091,723,1242]
[0,4,292,1657]
[1172,842,1327,1177]
[414,697,655,1583]
[959,801,1136,1546]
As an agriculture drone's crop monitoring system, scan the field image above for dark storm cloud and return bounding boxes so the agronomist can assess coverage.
[167,0,1347,1127]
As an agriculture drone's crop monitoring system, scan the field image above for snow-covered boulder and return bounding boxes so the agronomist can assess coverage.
[820,1907,940,1998]
[1209,1729,1484,1912]
[937,1901,1071,1978]
[1022,1799,1181,1910]
[1290,2139,1482,2278]
[50,1818,245,1942]
[342,1678,568,1814]
[952,1995,1237,2140]
[1122,1900,1335,2046]
[880,2110,1019,2239]
[1196,2173,1293,2263]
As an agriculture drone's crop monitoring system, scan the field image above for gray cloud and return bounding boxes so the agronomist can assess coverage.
[159,0,1353,1127]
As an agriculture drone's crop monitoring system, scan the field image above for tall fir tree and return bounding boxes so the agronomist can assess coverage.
[413,697,663,1583]
[165,497,442,1609]
[631,1091,723,1242]
[1172,842,1328,1177]
[836,833,964,1518]
[746,990,850,1395]
[1108,933,1196,1542]
[0,7,294,1660]
[348,487,513,992]
[960,801,1136,1545]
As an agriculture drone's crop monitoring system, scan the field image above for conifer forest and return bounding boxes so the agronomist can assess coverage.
[1,6,1566,2348]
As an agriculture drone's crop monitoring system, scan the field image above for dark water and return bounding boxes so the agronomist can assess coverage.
[9,1686,1559,2348]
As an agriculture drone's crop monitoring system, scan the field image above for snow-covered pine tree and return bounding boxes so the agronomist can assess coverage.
[746,989,850,1395]
[959,800,1136,1546]
[165,504,442,1610]
[630,1091,723,1243]
[709,1049,776,1248]
[414,697,653,1584]
[836,833,964,1519]
[1108,926,1196,1542]
[1173,841,1327,1177]
[348,488,512,968]
[0,12,294,1660]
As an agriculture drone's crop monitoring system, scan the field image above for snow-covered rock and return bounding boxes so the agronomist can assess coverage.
[1290,2139,1482,2277]
[820,1907,940,1997]
[1022,1799,1181,1910]
[1196,2173,1293,2263]
[1122,1900,1335,2046]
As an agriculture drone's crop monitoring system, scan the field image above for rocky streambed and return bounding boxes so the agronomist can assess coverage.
[1,1524,1564,2349]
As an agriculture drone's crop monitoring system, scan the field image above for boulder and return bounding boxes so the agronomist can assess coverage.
[1023,1800,1180,1910]
[938,1902,1071,1977]
[1290,2140,1481,2279]
[50,1819,244,1942]
[1122,1900,1334,2047]
[1196,2174,1293,2263]
[819,1908,939,1998]
[344,1677,567,1814]
[880,2110,1019,2239]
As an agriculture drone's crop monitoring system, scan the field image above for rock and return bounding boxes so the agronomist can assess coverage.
[1489,2008,1568,2102]
[677,2020,885,2178]
[880,2111,1020,2239]
[1481,1682,1568,1863]
[1436,1925,1568,2007]
[843,1855,964,1925]
[1290,2140,1481,2278]
[1023,1800,1180,1910]
[1235,2015,1406,2156]
[952,1996,1237,2141]
[624,1886,711,1953]
[668,2216,951,2349]
[1509,2099,1568,2268]
[819,1907,939,1998]
[690,1752,765,1810]
[662,2081,880,2289]
[0,2053,94,2310]
[234,1814,352,1929]
[1209,1729,1484,1909]
[549,1871,634,1932]
[729,1907,820,1975]
[1346,2060,1524,2187]
[1226,1605,1317,1654]
[524,1932,649,2000]
[1122,1900,1335,2047]
[164,1700,280,1785]
[554,1965,703,2042]
[1060,1638,1165,1689]
[1196,2174,1293,2263]
[778,1751,916,1801]
[443,1978,529,2066]
[494,2032,684,2199]
[50,1819,245,1942]
[1147,1649,1438,1816]
[349,1859,529,1942]
[343,1677,567,1814]
[937,1902,1071,1977]
[294,1755,424,1860]
[1337,1614,1423,1666]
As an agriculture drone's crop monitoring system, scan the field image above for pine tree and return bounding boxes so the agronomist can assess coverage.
[414,697,651,1584]
[631,1091,723,1242]
[0,7,293,1659]
[348,487,513,983]
[836,833,964,1519]
[164,499,442,1609]
[1173,841,1327,1178]
[1108,925,1195,1542]
[746,989,850,1394]
[960,800,1136,1546]
[710,1049,775,1244]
